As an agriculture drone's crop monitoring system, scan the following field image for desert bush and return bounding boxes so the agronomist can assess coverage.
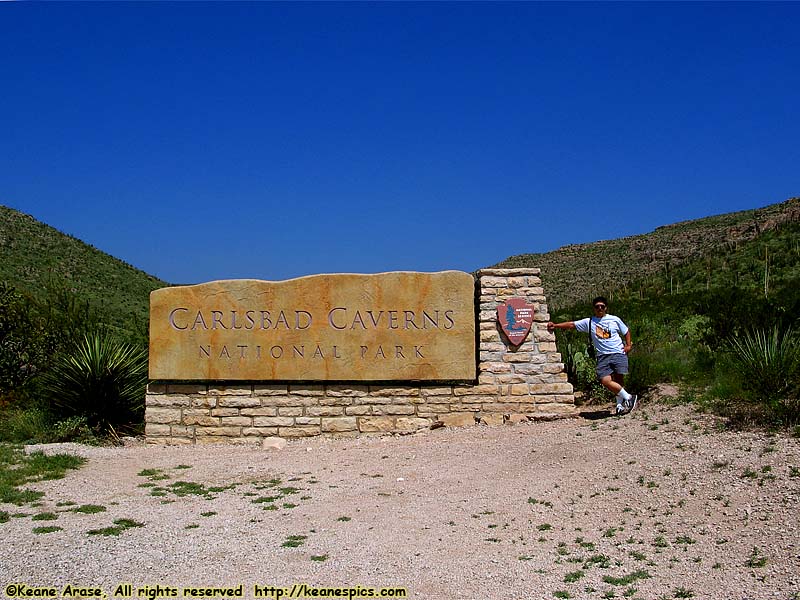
[1,282,105,405]
[0,406,54,443]
[728,327,799,399]
[0,407,97,444]
[42,333,147,433]
[624,351,655,395]
[34,281,101,357]
[725,326,800,424]
[0,283,47,397]
[49,416,95,443]
[574,348,614,403]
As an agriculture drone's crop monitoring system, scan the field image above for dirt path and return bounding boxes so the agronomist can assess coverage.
[3,402,799,600]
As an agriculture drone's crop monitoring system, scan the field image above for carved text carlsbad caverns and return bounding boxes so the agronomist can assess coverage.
[149,272,476,381]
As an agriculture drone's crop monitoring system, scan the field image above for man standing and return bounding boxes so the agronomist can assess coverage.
[547,296,638,415]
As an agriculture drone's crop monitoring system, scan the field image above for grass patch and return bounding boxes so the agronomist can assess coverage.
[252,496,281,504]
[746,546,768,568]
[137,468,161,477]
[602,570,651,586]
[32,525,62,534]
[167,481,212,498]
[136,468,170,481]
[87,518,144,536]
[0,444,86,506]
[528,497,554,508]
[281,535,307,548]
[628,550,647,561]
[32,512,58,521]
[564,570,585,583]
[310,555,328,562]
[602,527,619,538]
[249,480,309,509]
[575,537,596,551]
[137,477,238,500]
[253,477,282,490]
[584,554,612,569]
[72,504,106,514]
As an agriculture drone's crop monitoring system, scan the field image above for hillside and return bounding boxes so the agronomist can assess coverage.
[0,205,167,331]
[3,197,799,330]
[494,197,800,310]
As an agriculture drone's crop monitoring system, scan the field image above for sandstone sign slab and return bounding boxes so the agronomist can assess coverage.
[149,271,476,381]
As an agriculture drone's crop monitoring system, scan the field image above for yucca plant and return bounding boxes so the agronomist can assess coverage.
[728,326,800,407]
[43,333,147,434]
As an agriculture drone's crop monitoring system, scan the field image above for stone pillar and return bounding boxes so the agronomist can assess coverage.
[476,268,575,420]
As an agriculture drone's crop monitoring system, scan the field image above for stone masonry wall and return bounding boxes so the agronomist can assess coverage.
[144,268,574,444]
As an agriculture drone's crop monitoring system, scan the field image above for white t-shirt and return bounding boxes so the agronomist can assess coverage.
[575,314,629,355]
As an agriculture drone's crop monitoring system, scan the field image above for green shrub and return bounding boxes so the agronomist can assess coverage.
[42,333,147,433]
[1,282,106,414]
[724,326,800,425]
[0,409,97,444]
[728,327,800,398]
[701,353,746,403]
[0,406,54,443]
[50,416,96,444]
[0,283,47,396]
[625,351,655,395]
[677,315,712,342]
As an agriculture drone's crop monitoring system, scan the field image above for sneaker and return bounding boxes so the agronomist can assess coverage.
[616,403,625,416]
[627,395,639,413]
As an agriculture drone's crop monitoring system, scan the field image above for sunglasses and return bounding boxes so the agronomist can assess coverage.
[593,304,607,309]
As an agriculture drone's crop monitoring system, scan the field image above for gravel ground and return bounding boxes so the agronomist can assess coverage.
[3,399,799,600]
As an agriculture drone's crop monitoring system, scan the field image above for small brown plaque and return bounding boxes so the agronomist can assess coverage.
[497,298,534,346]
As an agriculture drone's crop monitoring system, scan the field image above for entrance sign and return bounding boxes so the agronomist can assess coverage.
[497,297,534,346]
[144,268,576,445]
[149,271,476,381]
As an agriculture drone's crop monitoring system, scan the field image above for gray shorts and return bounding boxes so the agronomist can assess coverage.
[596,353,629,378]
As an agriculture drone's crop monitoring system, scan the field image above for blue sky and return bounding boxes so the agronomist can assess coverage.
[2,2,798,285]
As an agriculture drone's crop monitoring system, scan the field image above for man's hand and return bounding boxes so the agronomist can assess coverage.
[623,343,633,354]
[547,321,555,332]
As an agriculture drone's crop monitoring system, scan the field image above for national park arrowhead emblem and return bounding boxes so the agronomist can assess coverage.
[497,298,535,346]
